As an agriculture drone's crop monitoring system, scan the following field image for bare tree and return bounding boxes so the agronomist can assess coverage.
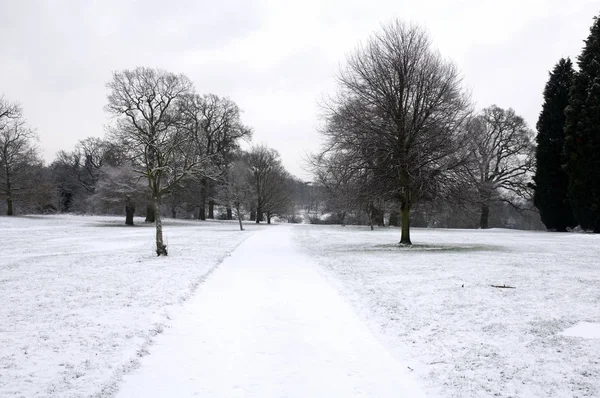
[106,67,203,256]
[218,159,254,230]
[319,20,471,244]
[89,164,147,225]
[179,93,252,219]
[246,145,293,224]
[464,105,535,229]
[0,101,41,215]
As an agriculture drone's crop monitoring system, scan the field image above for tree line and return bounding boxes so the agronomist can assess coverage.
[0,68,297,255]
[2,14,599,252]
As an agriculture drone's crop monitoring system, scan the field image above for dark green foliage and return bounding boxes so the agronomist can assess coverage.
[564,15,600,232]
[533,58,577,231]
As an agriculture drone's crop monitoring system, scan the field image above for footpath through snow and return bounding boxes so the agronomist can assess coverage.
[115,225,428,397]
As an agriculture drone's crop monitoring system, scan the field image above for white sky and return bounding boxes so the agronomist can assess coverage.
[0,0,597,180]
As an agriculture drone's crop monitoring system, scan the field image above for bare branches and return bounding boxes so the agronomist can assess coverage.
[316,19,471,243]
[464,105,535,228]
[0,99,40,215]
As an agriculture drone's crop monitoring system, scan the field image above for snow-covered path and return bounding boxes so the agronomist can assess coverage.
[115,225,428,397]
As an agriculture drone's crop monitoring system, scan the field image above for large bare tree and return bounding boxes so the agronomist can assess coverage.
[0,99,40,215]
[319,20,471,244]
[464,105,535,229]
[106,67,202,256]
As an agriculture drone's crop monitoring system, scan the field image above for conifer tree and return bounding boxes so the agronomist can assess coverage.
[533,58,577,231]
[564,15,600,232]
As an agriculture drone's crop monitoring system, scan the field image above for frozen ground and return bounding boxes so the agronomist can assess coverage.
[294,225,600,397]
[0,215,259,398]
[115,226,426,397]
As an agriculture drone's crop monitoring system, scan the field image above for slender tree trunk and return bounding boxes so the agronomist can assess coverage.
[400,201,411,245]
[125,196,135,226]
[369,204,374,231]
[479,202,490,229]
[267,211,271,224]
[226,206,233,220]
[208,200,215,219]
[171,205,176,219]
[340,211,346,226]
[154,193,167,256]
[236,203,244,231]
[7,198,13,216]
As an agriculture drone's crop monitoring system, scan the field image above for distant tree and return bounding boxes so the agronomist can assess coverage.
[318,20,470,243]
[246,145,293,224]
[179,93,252,220]
[106,67,204,255]
[0,102,42,215]
[533,59,577,231]
[90,165,147,225]
[218,160,254,230]
[311,151,367,225]
[465,106,535,229]
[50,137,126,213]
[564,15,600,232]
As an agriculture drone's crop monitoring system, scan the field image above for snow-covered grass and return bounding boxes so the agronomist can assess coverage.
[0,215,258,398]
[294,225,600,398]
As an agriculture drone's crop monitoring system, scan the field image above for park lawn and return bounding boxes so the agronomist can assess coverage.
[295,225,600,398]
[0,215,258,398]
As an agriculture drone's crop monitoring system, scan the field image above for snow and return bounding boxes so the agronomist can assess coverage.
[0,215,259,398]
[560,322,600,339]
[294,225,600,398]
[115,225,427,397]
[2,217,599,397]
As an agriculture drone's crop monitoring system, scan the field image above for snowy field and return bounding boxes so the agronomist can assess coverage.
[295,225,600,397]
[0,215,258,398]
[2,217,599,397]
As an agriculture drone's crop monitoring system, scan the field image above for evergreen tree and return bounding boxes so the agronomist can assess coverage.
[564,15,600,232]
[533,58,577,231]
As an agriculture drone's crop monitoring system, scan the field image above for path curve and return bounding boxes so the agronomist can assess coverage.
[115,225,428,397]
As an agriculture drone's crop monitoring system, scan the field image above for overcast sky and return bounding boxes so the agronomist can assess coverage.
[0,0,597,180]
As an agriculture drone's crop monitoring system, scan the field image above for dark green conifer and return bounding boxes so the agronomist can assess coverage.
[564,15,600,232]
[533,58,577,231]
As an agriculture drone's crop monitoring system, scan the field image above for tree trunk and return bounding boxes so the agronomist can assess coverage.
[145,199,155,223]
[6,169,13,215]
[7,198,13,216]
[198,177,207,220]
[400,202,412,245]
[208,200,215,219]
[125,196,135,226]
[479,202,490,229]
[226,206,233,220]
[250,209,256,221]
[171,206,176,219]
[267,212,271,224]
[256,205,263,223]
[340,211,346,226]
[236,203,244,231]
[154,194,167,256]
